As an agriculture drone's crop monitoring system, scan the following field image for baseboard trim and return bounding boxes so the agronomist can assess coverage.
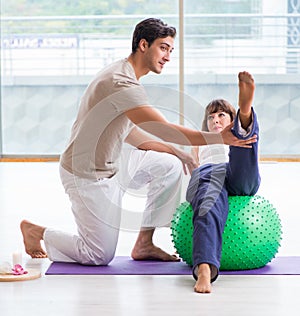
[1,156,300,163]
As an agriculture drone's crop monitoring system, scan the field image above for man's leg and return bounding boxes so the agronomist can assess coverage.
[120,149,182,261]
[20,220,47,258]
[21,165,123,265]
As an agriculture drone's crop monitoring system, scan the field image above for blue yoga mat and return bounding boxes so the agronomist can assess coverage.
[45,256,300,275]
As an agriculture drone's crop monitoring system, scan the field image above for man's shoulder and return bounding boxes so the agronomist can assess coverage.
[94,58,138,85]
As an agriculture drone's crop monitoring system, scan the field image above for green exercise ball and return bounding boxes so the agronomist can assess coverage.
[171,195,282,270]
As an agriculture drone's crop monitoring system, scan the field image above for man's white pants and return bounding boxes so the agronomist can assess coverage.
[44,148,182,265]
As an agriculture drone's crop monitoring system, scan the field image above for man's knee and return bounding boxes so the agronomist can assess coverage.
[160,152,182,174]
[77,242,115,266]
[92,250,114,266]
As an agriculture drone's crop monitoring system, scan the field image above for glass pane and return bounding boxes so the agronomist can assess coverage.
[1,0,179,155]
[184,0,300,157]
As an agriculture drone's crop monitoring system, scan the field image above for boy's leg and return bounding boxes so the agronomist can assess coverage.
[226,71,260,196]
[187,164,228,285]
[238,71,255,129]
[226,109,260,195]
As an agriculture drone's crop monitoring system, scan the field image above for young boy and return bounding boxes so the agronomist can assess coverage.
[187,71,260,293]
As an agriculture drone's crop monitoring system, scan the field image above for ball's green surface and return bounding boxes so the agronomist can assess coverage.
[171,196,282,270]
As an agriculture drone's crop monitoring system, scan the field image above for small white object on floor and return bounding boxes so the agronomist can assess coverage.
[12,251,22,266]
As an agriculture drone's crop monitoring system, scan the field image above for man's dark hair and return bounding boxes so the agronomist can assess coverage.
[131,18,176,53]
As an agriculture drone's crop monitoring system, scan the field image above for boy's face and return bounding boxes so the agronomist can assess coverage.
[142,36,174,74]
[207,111,232,133]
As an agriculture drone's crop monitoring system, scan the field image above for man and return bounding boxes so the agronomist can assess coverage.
[21,18,256,265]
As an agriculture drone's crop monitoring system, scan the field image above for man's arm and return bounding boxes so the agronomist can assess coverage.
[125,105,256,148]
[125,126,198,175]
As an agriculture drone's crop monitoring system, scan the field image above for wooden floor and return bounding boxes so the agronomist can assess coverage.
[0,162,299,316]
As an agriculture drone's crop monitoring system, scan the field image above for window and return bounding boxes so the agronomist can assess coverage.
[1,0,300,158]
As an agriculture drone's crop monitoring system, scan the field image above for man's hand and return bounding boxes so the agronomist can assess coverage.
[221,122,257,148]
[173,148,199,175]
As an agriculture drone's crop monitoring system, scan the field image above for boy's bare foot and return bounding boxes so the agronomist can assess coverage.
[131,229,180,261]
[20,220,47,258]
[238,71,255,129]
[194,263,212,293]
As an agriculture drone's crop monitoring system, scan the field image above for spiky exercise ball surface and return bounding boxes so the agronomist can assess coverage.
[171,196,282,270]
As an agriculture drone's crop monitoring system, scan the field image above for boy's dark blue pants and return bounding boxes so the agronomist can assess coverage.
[186,109,261,281]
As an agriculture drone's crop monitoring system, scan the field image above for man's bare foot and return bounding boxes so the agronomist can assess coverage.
[238,71,255,129]
[194,263,212,293]
[131,243,179,261]
[20,220,47,258]
[131,229,180,262]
